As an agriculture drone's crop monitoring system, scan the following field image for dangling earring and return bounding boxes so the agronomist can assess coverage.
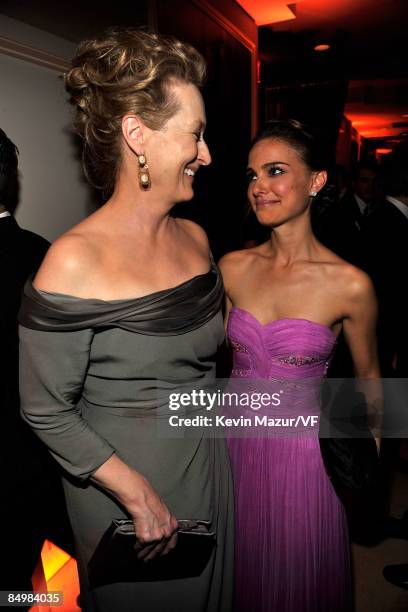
[138,154,151,190]
[310,191,318,197]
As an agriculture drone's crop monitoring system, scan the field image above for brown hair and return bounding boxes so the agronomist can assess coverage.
[65,28,206,197]
[251,119,328,172]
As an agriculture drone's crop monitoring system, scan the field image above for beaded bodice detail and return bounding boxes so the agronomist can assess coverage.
[228,307,337,380]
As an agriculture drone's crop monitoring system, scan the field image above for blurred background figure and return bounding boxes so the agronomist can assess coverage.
[318,160,379,267]
[351,161,379,214]
[363,142,408,377]
[0,128,49,405]
[0,127,73,602]
[362,141,408,589]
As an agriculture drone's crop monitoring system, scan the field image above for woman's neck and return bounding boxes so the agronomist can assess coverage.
[267,217,318,265]
[103,172,174,238]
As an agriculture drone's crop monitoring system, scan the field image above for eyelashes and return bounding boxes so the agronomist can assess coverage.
[268,167,284,177]
[246,166,285,183]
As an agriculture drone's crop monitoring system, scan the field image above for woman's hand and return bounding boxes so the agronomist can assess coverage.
[92,454,178,561]
[125,471,178,561]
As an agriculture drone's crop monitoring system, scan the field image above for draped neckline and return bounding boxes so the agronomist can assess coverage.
[19,260,224,336]
[32,264,215,305]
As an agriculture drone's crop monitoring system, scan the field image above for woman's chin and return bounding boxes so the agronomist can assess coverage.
[255,211,277,227]
[173,189,195,205]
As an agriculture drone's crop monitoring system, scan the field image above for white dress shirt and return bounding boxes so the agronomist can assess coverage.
[354,193,368,215]
[386,195,408,220]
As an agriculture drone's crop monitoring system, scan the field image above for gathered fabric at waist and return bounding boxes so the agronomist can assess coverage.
[82,371,216,415]
[81,396,169,418]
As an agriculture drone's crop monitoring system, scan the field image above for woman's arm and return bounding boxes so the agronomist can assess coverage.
[218,253,237,333]
[222,293,233,333]
[21,239,178,559]
[91,455,178,560]
[19,325,178,559]
[342,268,382,451]
[19,326,115,479]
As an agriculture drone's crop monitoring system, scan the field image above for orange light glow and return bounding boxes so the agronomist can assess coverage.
[314,44,330,51]
[30,540,80,612]
[263,0,362,30]
[40,541,71,583]
[359,130,389,138]
[345,111,403,139]
[376,148,392,155]
[236,0,305,25]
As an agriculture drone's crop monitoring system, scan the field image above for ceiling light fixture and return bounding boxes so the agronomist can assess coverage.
[236,0,301,26]
[314,44,330,51]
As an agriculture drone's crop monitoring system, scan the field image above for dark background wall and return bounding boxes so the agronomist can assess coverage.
[157,0,257,257]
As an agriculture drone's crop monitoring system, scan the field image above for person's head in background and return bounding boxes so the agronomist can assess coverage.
[0,128,19,213]
[351,160,379,206]
[382,140,408,205]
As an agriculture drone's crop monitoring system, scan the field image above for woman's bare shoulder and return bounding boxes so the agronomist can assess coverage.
[218,247,259,273]
[316,243,369,286]
[174,218,209,252]
[340,264,376,302]
[320,253,375,305]
[308,243,375,311]
[33,229,100,295]
[218,248,263,297]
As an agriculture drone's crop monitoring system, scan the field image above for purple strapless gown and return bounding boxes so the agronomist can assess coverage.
[227,307,352,612]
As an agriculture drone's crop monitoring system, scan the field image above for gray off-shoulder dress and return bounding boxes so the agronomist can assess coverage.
[18,262,233,612]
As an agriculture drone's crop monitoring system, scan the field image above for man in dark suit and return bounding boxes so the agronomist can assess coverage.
[0,130,50,408]
[360,142,408,589]
[319,160,379,267]
[362,145,408,377]
[0,128,73,600]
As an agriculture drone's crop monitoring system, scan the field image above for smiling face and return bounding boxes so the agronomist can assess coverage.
[246,137,326,227]
[145,80,211,204]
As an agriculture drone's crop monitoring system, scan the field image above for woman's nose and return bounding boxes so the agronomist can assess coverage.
[251,174,268,195]
[199,140,212,166]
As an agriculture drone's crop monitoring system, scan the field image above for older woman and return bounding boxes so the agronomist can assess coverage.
[19,29,232,612]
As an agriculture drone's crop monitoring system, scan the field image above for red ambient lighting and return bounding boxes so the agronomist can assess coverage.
[236,0,356,27]
[236,1,304,25]
[345,112,401,138]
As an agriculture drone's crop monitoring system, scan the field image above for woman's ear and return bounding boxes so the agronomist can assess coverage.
[121,115,145,155]
[312,170,327,194]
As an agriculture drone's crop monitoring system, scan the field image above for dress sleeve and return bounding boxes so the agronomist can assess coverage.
[19,325,115,480]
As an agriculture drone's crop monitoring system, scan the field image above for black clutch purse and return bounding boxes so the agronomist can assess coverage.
[319,386,379,493]
[88,519,216,587]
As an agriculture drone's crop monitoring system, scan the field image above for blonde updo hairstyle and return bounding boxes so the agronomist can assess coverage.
[65,28,206,197]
